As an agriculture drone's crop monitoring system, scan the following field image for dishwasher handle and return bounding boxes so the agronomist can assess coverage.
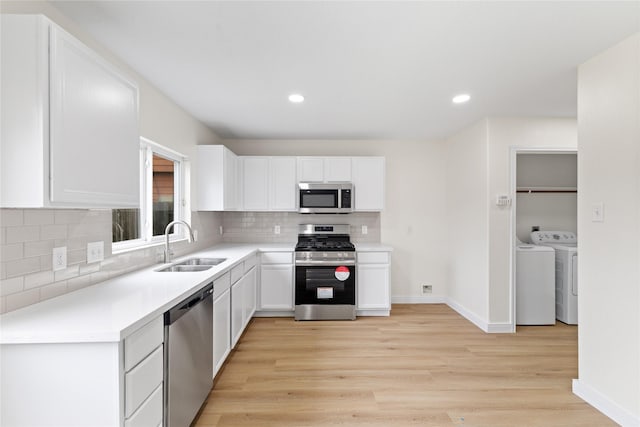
[165,283,213,325]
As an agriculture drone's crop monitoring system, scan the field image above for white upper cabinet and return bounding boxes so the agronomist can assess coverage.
[297,157,324,182]
[352,157,385,211]
[1,15,140,208]
[197,145,240,211]
[297,157,352,183]
[269,157,297,211]
[242,156,296,211]
[242,157,270,210]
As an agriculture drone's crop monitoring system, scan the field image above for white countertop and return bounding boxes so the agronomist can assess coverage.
[0,241,391,345]
[0,244,281,345]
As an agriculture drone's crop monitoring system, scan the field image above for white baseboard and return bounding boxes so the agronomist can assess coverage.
[391,295,447,304]
[445,298,490,332]
[573,379,640,427]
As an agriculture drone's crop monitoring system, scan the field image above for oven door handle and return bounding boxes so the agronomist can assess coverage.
[295,260,356,266]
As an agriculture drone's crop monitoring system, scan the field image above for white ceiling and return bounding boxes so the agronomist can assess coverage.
[51,1,639,141]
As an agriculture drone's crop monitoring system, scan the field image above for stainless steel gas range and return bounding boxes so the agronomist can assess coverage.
[294,224,356,320]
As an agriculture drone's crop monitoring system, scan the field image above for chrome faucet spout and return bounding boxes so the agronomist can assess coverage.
[164,220,195,263]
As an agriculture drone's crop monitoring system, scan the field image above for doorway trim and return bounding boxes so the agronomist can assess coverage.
[508,146,578,331]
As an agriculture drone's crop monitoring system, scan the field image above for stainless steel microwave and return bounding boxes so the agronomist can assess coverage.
[298,182,353,214]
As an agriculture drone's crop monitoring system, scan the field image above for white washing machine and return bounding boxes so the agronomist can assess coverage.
[516,244,556,325]
[531,231,578,325]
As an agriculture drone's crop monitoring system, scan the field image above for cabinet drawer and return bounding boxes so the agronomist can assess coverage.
[230,263,244,284]
[125,345,163,418]
[357,252,389,264]
[124,317,163,371]
[261,252,293,264]
[244,254,257,273]
[125,383,162,427]
[212,272,231,299]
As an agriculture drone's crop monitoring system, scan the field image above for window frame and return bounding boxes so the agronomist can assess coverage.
[112,137,188,253]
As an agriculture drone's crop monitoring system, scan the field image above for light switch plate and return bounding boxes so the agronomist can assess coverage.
[592,203,604,222]
[362,225,368,235]
[52,246,67,271]
[274,225,281,234]
[87,241,104,264]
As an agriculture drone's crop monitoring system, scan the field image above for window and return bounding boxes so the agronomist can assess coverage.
[112,138,188,251]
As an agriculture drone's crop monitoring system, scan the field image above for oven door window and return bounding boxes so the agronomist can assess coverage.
[299,190,338,208]
[295,265,355,305]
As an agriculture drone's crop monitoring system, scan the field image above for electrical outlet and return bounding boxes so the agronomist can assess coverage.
[422,284,432,294]
[274,225,281,234]
[219,226,224,235]
[87,241,104,264]
[193,230,199,242]
[52,246,67,271]
[361,225,368,235]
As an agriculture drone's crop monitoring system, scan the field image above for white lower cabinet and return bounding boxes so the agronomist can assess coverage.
[357,251,391,316]
[230,278,244,348]
[124,383,163,427]
[231,265,257,348]
[258,252,294,312]
[0,315,165,426]
[212,287,231,377]
[242,267,257,329]
[123,317,164,426]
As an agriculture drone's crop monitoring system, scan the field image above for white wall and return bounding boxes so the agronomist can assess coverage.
[225,139,448,302]
[486,118,577,324]
[0,2,223,313]
[574,33,640,425]
[445,119,490,323]
[445,118,577,329]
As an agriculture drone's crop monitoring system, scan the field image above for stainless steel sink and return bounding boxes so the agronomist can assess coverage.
[174,257,227,266]
[156,264,213,273]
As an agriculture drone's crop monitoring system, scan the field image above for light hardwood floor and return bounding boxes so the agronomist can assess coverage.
[195,304,614,426]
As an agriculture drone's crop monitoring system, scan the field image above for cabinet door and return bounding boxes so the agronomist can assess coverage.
[213,289,231,376]
[230,281,244,348]
[324,157,352,182]
[49,25,139,207]
[357,264,390,310]
[243,267,257,326]
[269,157,297,211]
[0,15,48,208]
[351,157,385,211]
[223,148,239,210]
[259,264,294,310]
[243,157,269,210]
[297,157,324,182]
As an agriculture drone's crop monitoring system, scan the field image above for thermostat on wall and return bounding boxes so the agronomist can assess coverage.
[496,195,512,206]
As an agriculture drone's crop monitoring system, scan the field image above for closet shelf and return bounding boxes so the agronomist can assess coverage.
[516,187,577,194]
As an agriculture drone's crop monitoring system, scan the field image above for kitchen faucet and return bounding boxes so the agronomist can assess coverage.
[164,220,195,263]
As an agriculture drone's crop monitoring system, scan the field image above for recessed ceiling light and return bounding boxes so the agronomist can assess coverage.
[288,93,304,103]
[452,93,471,104]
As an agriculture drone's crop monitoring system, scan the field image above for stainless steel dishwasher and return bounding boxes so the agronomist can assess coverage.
[164,283,213,427]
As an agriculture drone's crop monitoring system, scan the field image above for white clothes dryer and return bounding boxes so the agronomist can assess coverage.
[531,231,578,325]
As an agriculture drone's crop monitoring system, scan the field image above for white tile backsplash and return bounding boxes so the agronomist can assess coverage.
[221,211,381,243]
[24,209,54,225]
[6,225,40,243]
[1,243,24,262]
[0,277,24,297]
[0,208,223,314]
[40,224,67,240]
[1,210,24,227]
